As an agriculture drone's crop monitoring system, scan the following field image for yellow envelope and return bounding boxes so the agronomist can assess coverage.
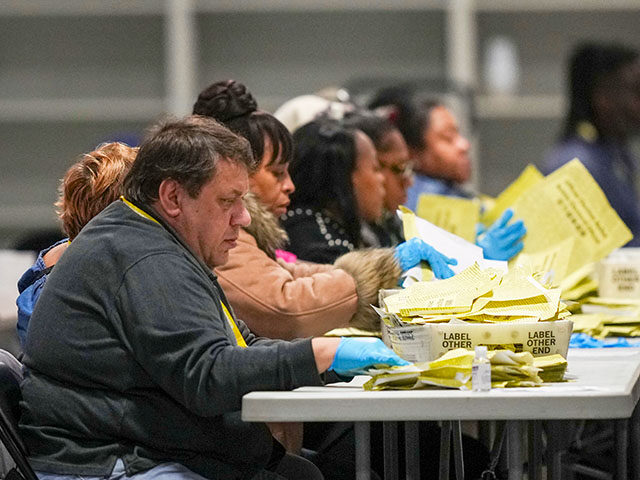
[511,159,632,283]
[481,164,544,227]
[416,194,479,242]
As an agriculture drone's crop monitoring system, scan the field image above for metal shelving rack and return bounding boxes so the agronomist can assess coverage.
[1,0,640,239]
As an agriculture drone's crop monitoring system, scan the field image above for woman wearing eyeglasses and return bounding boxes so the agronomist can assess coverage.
[342,111,413,247]
[368,87,526,262]
[284,115,455,276]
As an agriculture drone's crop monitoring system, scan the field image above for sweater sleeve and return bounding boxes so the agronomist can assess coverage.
[216,234,358,340]
[116,253,323,417]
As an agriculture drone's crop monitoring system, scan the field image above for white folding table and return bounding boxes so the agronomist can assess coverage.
[243,348,640,480]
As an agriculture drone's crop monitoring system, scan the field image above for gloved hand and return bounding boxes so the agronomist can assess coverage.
[395,237,457,279]
[329,337,410,377]
[476,208,526,261]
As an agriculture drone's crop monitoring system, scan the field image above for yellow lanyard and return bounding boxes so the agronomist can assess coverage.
[121,196,247,348]
[121,196,160,225]
[220,301,247,348]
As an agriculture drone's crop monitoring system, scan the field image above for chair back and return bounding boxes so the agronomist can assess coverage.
[0,350,38,480]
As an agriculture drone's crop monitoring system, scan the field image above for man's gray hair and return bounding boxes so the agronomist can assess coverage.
[123,115,256,206]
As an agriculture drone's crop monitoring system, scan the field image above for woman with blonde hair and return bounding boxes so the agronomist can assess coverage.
[16,142,137,347]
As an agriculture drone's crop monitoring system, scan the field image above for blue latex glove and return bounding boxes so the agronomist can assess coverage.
[569,333,637,348]
[329,337,410,377]
[394,237,457,279]
[476,208,526,261]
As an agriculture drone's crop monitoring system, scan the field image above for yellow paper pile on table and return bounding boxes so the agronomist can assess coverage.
[571,297,640,338]
[381,263,570,325]
[363,348,568,391]
[411,160,632,301]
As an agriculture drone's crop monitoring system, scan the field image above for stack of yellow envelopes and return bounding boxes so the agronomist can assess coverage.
[571,297,640,338]
[363,348,567,391]
[381,263,570,325]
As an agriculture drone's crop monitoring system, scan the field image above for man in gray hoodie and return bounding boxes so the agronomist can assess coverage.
[20,115,407,480]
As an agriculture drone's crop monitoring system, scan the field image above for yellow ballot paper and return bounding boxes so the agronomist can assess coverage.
[379,262,567,325]
[514,237,574,287]
[572,297,640,338]
[416,194,479,242]
[383,263,502,317]
[363,348,567,390]
[481,164,544,227]
[398,208,506,282]
[511,159,633,283]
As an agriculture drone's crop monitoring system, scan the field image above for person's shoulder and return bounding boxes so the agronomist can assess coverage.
[410,174,453,197]
[42,240,68,267]
[67,201,185,275]
[544,136,602,173]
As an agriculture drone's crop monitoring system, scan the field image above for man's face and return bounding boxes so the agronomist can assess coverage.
[178,160,251,268]
[416,106,471,184]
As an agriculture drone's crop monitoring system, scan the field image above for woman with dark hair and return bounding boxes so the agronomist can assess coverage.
[282,118,384,262]
[342,111,413,247]
[369,88,472,209]
[283,116,456,277]
[370,88,526,262]
[544,42,640,246]
[194,80,405,340]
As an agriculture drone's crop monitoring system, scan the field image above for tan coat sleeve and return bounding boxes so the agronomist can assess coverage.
[278,258,336,277]
[216,230,358,340]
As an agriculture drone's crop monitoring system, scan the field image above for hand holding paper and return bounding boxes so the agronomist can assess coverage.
[395,237,458,279]
[476,208,526,261]
[329,337,409,376]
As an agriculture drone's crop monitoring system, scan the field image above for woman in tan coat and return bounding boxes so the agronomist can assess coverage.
[193,80,402,339]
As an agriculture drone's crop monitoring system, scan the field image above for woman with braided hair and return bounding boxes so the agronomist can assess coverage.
[193,80,405,340]
[193,81,491,480]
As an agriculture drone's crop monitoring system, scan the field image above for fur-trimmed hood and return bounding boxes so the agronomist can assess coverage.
[238,193,402,333]
[334,248,402,331]
[242,193,288,259]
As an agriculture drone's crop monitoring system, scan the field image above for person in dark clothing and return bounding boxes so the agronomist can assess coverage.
[19,115,409,480]
[369,89,473,209]
[544,42,640,246]
[283,117,386,264]
[282,117,457,280]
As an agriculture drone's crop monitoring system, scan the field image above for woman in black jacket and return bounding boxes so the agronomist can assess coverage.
[282,117,385,264]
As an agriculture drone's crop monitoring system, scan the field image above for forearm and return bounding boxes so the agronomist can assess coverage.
[311,337,341,373]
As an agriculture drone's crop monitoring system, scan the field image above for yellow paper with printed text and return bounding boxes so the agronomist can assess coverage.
[481,164,544,226]
[416,194,479,242]
[511,159,632,283]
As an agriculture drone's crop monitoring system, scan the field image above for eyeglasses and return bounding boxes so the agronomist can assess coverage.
[380,162,413,178]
